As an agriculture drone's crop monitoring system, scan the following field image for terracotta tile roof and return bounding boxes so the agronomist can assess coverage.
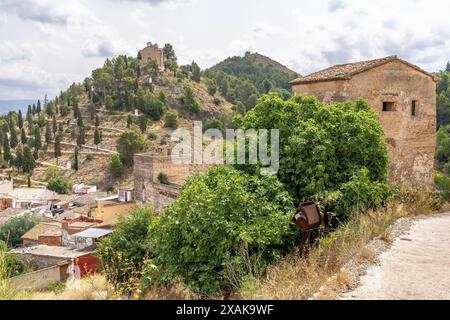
[290,56,438,85]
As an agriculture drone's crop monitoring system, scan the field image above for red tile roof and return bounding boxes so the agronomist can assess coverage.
[290,56,438,85]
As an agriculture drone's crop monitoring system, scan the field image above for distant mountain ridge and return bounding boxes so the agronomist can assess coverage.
[206,51,299,92]
[244,52,299,78]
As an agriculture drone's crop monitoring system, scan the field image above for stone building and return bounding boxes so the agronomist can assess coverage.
[134,152,190,213]
[290,56,437,189]
[138,42,165,71]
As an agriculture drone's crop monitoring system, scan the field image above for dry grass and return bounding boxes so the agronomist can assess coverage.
[27,275,113,300]
[239,188,445,300]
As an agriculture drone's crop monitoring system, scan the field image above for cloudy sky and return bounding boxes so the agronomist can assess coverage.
[1,0,450,100]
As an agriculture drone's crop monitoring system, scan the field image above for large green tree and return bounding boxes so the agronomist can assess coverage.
[116,129,146,165]
[237,94,389,216]
[0,215,42,248]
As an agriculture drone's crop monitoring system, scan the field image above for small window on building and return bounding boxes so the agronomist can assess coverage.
[382,102,395,112]
[412,100,418,116]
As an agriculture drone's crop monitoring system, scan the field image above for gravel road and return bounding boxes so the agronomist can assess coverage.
[341,212,450,300]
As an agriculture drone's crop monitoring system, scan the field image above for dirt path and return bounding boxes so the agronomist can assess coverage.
[341,212,450,300]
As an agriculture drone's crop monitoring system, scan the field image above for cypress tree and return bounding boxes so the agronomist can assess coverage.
[18,110,23,129]
[3,133,11,163]
[94,128,101,149]
[22,145,35,173]
[77,112,84,127]
[45,122,52,144]
[58,123,64,136]
[139,116,147,133]
[9,126,18,149]
[72,147,79,171]
[36,100,42,114]
[33,125,42,150]
[54,133,62,160]
[127,115,132,128]
[15,145,23,172]
[77,127,86,146]
[52,115,57,134]
[95,114,100,127]
[21,127,27,145]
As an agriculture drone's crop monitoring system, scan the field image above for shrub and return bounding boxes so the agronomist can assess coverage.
[435,172,450,201]
[44,166,62,181]
[203,118,224,134]
[145,166,296,296]
[179,87,202,113]
[96,208,156,293]
[0,215,42,248]
[47,177,73,195]
[164,111,178,128]
[85,154,94,161]
[0,241,30,278]
[157,172,169,185]
[319,169,393,222]
[147,132,158,141]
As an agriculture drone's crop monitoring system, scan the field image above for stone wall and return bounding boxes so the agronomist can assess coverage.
[134,153,189,213]
[9,265,63,291]
[292,60,436,189]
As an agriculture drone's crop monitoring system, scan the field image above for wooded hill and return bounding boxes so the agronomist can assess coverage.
[0,45,299,192]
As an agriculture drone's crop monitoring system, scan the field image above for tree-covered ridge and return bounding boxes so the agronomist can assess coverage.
[204,52,299,113]
[207,52,297,91]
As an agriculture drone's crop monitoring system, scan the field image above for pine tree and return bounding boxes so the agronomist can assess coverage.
[94,128,101,149]
[33,125,42,150]
[109,153,124,178]
[127,115,132,128]
[72,147,79,171]
[54,133,62,160]
[52,115,57,134]
[3,133,11,163]
[18,110,23,129]
[21,127,27,145]
[22,146,35,173]
[9,126,18,149]
[45,122,52,144]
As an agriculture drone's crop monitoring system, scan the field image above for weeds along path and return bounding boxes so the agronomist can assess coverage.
[341,212,450,300]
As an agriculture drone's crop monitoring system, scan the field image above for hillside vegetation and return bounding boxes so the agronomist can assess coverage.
[204,52,298,113]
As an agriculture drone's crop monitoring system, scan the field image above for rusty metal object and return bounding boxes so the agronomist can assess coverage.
[293,202,323,255]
